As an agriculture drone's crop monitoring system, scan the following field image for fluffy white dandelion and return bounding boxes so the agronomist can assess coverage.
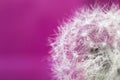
[49,4,120,80]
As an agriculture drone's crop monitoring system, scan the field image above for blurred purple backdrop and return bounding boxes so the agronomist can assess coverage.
[0,0,119,80]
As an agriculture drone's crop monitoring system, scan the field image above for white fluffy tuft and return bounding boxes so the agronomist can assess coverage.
[49,4,120,80]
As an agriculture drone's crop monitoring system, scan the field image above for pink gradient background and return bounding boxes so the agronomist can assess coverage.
[0,0,119,80]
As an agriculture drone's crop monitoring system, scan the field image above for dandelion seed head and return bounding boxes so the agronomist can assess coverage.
[49,4,120,80]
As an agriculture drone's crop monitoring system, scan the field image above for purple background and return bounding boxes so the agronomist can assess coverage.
[0,0,119,80]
